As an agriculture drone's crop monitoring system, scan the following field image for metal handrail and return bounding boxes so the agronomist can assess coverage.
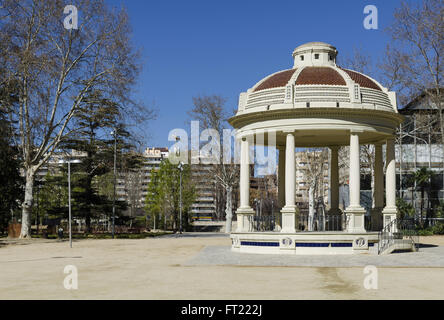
[400,218,420,252]
[378,217,420,255]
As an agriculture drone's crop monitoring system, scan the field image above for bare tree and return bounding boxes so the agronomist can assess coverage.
[298,148,329,231]
[124,170,142,227]
[0,0,147,238]
[383,0,443,159]
[341,47,374,76]
[188,95,239,232]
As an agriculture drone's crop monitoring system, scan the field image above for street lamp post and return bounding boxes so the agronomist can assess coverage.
[59,158,81,248]
[175,136,184,235]
[178,161,184,234]
[111,129,117,239]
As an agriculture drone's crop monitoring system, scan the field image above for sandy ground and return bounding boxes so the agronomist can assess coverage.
[1,235,444,300]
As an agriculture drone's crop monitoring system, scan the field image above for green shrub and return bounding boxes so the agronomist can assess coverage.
[416,223,444,236]
[435,202,444,218]
[418,229,434,236]
[431,223,444,235]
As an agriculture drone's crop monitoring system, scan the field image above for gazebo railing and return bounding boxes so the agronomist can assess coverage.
[250,215,277,232]
[245,213,382,233]
[297,214,343,232]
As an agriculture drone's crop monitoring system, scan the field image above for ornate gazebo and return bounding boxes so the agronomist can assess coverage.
[229,42,405,255]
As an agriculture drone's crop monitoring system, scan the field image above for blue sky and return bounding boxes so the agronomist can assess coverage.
[105,0,405,148]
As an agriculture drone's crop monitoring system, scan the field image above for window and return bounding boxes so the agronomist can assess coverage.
[314,54,319,59]
[306,102,310,108]
[300,55,304,61]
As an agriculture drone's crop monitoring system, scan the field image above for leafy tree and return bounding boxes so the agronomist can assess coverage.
[34,172,68,221]
[0,78,22,233]
[409,167,434,222]
[145,159,196,231]
[145,167,166,229]
[62,90,124,232]
[396,198,415,220]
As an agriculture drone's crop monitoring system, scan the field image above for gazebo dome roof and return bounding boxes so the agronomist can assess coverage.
[253,67,381,92]
[235,42,397,116]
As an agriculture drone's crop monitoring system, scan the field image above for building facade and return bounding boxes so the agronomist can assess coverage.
[189,157,217,221]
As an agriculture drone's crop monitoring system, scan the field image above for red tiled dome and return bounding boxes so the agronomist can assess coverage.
[253,69,297,92]
[340,68,381,91]
[296,67,346,86]
[252,66,382,92]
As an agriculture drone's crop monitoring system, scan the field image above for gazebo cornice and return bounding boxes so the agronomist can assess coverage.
[228,108,405,130]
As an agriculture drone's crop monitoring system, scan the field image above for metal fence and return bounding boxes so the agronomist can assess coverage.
[422,217,444,227]
[297,214,343,232]
[246,214,443,234]
[251,215,277,232]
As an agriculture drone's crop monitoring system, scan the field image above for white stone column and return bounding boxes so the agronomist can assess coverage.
[371,143,384,230]
[382,137,398,230]
[328,146,341,216]
[281,133,296,233]
[345,132,366,233]
[278,147,286,208]
[236,137,254,232]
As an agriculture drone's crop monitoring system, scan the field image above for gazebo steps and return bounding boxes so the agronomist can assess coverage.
[379,239,416,255]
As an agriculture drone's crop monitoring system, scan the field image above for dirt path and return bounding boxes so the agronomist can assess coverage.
[0,235,443,299]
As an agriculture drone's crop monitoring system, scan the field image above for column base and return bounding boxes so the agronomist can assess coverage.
[370,207,383,231]
[235,207,255,233]
[344,206,366,233]
[281,206,297,233]
[382,206,398,231]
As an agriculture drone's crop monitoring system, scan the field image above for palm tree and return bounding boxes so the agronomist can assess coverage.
[409,168,434,223]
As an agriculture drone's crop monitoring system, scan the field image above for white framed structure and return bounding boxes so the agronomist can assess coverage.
[229,42,405,255]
